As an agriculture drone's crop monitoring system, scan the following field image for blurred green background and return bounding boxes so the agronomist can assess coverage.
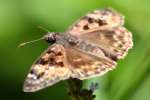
[0,0,150,100]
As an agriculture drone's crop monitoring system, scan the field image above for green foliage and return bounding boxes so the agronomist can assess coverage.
[0,0,149,100]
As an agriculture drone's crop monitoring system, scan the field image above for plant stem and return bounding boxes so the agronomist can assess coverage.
[67,78,83,100]
[67,78,96,100]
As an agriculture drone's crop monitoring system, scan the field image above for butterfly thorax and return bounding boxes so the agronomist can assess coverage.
[43,32,79,46]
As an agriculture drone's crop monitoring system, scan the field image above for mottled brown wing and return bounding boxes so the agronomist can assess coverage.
[75,27,133,60]
[67,8,133,60]
[66,47,116,80]
[67,8,124,36]
[23,44,71,92]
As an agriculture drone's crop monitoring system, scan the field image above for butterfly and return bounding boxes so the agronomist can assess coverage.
[23,8,133,92]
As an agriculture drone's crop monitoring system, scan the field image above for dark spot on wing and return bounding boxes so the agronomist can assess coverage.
[87,17,94,23]
[57,52,62,56]
[30,69,35,74]
[57,62,64,67]
[113,49,119,53]
[49,58,55,62]
[110,55,118,61]
[83,25,89,30]
[122,41,126,44]
[118,44,123,48]
[36,58,48,65]
[49,57,57,65]
[123,49,127,52]
[97,19,107,26]
[47,50,56,54]
[37,72,45,79]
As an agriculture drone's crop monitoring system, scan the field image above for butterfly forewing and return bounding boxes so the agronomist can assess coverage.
[23,44,71,92]
[67,8,124,36]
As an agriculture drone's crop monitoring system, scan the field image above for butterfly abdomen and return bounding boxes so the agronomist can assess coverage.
[65,34,106,59]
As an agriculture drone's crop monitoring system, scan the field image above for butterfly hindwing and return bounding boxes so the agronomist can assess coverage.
[75,27,133,60]
[66,47,116,80]
[23,44,71,92]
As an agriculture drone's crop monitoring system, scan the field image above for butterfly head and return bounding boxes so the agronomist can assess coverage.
[43,32,60,43]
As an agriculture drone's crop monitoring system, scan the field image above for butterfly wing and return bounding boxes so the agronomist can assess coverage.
[75,27,133,60]
[67,8,124,36]
[23,44,71,92]
[66,47,116,80]
[67,8,133,60]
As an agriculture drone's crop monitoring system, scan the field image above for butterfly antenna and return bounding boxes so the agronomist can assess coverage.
[38,26,50,33]
[18,26,49,48]
[18,37,44,48]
